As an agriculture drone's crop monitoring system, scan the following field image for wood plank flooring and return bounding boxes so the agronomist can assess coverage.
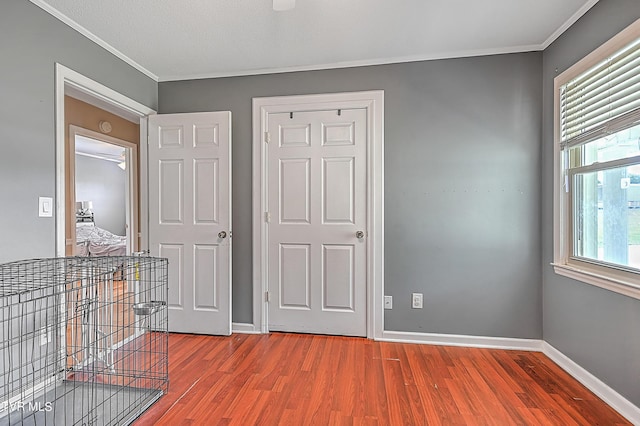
[134,333,630,425]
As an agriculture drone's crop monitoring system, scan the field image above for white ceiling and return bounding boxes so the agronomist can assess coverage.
[75,135,124,163]
[31,0,598,82]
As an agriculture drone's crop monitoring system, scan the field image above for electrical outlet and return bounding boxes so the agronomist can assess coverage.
[384,295,393,309]
[411,293,423,309]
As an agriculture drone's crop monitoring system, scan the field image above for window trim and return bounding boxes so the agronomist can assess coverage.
[553,18,640,300]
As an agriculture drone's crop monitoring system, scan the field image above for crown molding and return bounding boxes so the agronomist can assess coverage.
[29,0,158,81]
[541,0,600,49]
[158,44,541,81]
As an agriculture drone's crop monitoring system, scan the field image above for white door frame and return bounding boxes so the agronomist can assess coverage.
[252,91,385,339]
[54,63,156,257]
[68,125,139,255]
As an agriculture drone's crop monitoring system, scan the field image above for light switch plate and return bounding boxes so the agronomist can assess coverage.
[384,295,392,309]
[39,197,53,217]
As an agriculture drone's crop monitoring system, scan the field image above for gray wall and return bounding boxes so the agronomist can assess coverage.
[3,0,638,411]
[0,0,157,262]
[75,155,126,236]
[159,52,543,338]
[542,0,640,407]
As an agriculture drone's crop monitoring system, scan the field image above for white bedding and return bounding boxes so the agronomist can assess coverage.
[76,223,127,256]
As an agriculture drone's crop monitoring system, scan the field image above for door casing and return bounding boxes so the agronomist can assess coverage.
[56,66,233,336]
[252,91,385,339]
[55,63,155,257]
[68,125,139,256]
[54,64,155,378]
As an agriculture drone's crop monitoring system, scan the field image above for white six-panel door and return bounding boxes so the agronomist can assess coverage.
[148,112,232,335]
[267,109,367,336]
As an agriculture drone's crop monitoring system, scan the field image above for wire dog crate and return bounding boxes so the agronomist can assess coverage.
[0,255,168,425]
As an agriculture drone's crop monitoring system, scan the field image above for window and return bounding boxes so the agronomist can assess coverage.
[554,19,640,299]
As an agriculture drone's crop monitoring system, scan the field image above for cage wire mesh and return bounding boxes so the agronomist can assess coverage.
[0,255,168,425]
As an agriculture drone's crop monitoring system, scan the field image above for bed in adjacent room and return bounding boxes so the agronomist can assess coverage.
[76,222,127,257]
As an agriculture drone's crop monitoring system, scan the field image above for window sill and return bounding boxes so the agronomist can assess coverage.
[552,263,640,300]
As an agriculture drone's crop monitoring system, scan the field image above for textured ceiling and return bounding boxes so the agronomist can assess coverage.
[31,0,598,81]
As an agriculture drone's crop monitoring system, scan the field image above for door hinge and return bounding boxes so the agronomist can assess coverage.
[265,212,271,223]
[264,132,270,143]
[265,291,270,302]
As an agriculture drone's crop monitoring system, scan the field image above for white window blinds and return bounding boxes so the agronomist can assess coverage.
[560,38,640,148]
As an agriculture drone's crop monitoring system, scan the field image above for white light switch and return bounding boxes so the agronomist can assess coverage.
[39,197,53,217]
[384,295,392,309]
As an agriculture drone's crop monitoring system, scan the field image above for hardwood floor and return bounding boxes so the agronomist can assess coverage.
[134,333,630,425]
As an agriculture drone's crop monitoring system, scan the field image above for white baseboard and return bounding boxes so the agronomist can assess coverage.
[379,331,639,424]
[543,342,640,426]
[379,330,543,351]
[225,326,639,423]
[231,322,262,334]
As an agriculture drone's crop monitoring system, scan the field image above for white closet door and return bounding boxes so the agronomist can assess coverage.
[267,109,367,336]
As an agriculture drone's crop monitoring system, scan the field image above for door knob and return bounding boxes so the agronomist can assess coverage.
[218,231,227,239]
[356,230,365,239]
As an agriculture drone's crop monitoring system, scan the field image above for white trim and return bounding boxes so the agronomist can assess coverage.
[31,0,594,82]
[30,0,595,82]
[139,117,150,252]
[231,323,261,334]
[66,85,141,124]
[159,45,542,81]
[555,18,640,84]
[69,125,139,255]
[552,263,640,300]
[56,65,155,119]
[552,75,565,272]
[30,1,158,81]
[379,331,543,351]
[543,342,640,425]
[541,0,600,49]
[381,329,640,425]
[55,63,156,258]
[552,19,640,299]
[252,91,384,339]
